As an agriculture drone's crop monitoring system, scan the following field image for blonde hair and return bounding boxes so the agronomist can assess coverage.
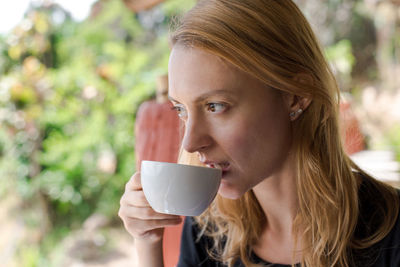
[172,1,399,266]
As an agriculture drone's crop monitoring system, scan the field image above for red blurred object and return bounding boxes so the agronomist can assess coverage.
[135,100,181,168]
[134,75,183,267]
[339,100,365,155]
[123,0,166,12]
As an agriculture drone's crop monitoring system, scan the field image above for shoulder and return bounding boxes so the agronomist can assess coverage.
[356,175,399,229]
[371,189,400,265]
[353,176,400,266]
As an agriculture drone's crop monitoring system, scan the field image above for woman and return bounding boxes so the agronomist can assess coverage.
[118,0,400,266]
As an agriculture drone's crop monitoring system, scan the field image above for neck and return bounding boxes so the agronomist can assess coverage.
[251,152,302,264]
[252,152,298,233]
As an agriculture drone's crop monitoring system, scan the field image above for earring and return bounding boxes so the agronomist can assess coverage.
[290,108,303,118]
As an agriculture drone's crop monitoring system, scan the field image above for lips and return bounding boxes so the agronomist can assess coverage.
[203,161,230,171]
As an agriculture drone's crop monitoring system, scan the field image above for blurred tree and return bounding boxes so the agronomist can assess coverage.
[296,0,378,90]
[0,0,195,263]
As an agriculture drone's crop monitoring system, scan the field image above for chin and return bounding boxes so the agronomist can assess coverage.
[217,181,246,200]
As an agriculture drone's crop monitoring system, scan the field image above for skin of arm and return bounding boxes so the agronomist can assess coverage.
[134,239,164,267]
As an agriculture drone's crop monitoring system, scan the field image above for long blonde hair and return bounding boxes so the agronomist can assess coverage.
[172,1,399,266]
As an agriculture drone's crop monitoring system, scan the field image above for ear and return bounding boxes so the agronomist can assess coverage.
[286,73,313,121]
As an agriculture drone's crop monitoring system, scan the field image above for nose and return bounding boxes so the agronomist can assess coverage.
[181,115,212,153]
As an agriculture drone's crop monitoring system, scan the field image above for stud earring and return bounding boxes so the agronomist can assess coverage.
[290,108,303,118]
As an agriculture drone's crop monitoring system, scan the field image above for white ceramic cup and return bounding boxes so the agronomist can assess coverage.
[141,160,222,216]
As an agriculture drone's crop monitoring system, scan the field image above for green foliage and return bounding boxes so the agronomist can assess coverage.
[18,245,41,267]
[0,0,195,259]
[386,126,400,163]
[326,40,355,75]
[325,39,355,90]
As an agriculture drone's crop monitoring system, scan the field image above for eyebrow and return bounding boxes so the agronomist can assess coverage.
[168,89,234,103]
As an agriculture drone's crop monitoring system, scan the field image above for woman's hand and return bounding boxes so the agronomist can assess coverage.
[118,172,183,244]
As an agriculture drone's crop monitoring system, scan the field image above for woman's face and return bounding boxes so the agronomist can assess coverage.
[168,46,293,199]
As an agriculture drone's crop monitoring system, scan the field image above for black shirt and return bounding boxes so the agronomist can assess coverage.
[177,181,400,267]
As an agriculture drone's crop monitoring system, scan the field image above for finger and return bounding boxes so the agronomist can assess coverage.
[120,190,149,208]
[126,217,183,234]
[119,205,180,220]
[125,172,142,191]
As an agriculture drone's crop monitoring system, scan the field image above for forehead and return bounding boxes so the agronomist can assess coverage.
[168,46,244,102]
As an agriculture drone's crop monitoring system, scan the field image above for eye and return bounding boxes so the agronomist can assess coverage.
[206,102,226,113]
[171,104,187,118]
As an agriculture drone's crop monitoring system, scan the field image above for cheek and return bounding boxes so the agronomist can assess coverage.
[225,134,250,161]
[224,114,292,170]
[214,120,251,154]
[216,119,266,166]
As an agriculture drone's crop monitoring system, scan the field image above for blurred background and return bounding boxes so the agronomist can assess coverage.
[0,0,399,266]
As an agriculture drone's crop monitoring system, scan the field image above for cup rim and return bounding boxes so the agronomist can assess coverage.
[141,160,222,172]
